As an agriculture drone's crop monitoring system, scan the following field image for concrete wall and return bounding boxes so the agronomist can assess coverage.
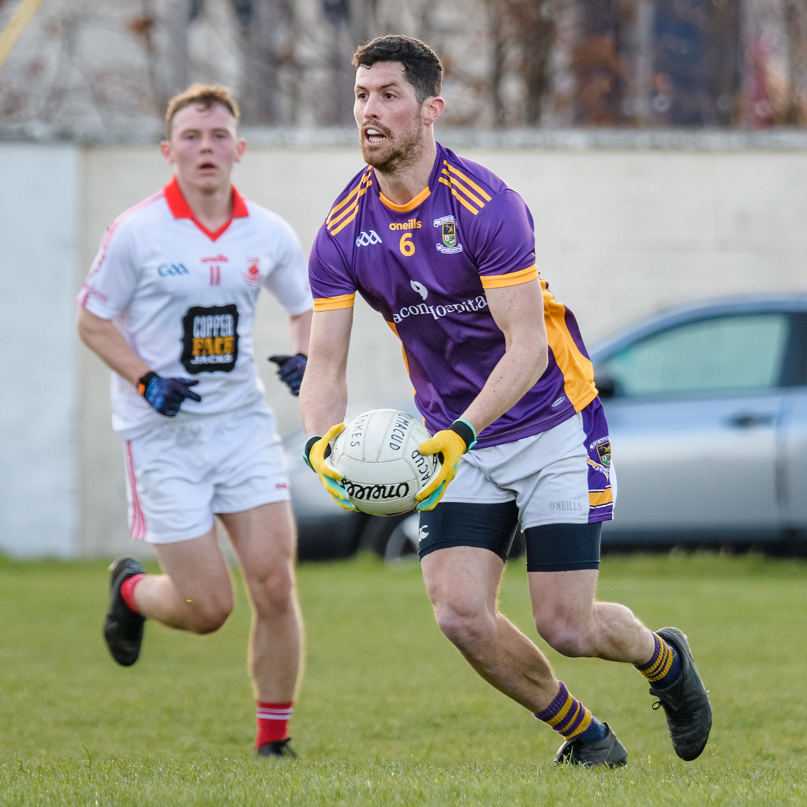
[5,136,807,557]
[1,144,80,558]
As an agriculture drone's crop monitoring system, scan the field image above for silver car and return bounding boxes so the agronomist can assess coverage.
[593,295,807,549]
[289,295,807,560]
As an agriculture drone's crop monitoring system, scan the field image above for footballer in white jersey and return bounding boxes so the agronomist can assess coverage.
[79,176,312,438]
[77,84,310,759]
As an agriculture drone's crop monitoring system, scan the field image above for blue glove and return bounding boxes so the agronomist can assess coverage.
[268,354,307,397]
[138,372,201,417]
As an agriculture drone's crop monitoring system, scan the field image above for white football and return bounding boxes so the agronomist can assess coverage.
[328,409,439,516]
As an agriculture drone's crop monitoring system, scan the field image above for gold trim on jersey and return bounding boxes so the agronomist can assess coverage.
[326,170,374,236]
[313,294,355,312]
[445,163,493,202]
[541,279,598,413]
[480,265,539,289]
[437,161,493,216]
[379,185,431,212]
[438,178,478,214]
[589,489,613,507]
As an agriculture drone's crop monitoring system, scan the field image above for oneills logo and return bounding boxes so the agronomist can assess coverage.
[389,219,421,230]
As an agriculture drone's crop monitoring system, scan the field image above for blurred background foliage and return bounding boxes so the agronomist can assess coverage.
[1,0,806,138]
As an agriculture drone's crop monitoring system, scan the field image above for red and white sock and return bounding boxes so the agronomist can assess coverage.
[121,573,146,613]
[256,701,293,748]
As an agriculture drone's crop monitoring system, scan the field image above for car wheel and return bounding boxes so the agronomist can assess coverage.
[357,512,412,557]
[384,514,420,564]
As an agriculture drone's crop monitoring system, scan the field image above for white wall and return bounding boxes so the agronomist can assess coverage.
[0,144,80,558]
[5,135,807,557]
[467,148,807,341]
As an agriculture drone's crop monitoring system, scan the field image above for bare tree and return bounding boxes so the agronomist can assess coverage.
[571,0,625,125]
[486,0,557,127]
[320,0,359,125]
[6,0,807,137]
[161,0,195,100]
[238,0,296,124]
[783,0,807,125]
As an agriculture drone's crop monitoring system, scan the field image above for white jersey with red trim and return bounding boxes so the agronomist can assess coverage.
[78,177,313,438]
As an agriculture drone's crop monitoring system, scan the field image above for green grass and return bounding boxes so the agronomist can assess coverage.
[1,551,807,805]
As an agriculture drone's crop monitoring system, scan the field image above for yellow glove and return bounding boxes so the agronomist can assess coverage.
[303,423,356,511]
[415,419,477,511]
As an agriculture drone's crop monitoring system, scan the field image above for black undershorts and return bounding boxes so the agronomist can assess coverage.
[417,501,601,571]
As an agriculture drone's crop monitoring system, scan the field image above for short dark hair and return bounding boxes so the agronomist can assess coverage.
[352,36,442,104]
[165,83,240,139]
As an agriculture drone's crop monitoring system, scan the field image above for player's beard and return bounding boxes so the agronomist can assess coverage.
[359,115,425,175]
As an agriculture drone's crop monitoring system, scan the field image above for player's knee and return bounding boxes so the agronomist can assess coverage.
[249,563,296,618]
[533,612,591,658]
[433,601,488,652]
[185,599,232,634]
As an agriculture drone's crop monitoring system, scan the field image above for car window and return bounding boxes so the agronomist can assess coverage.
[600,313,789,398]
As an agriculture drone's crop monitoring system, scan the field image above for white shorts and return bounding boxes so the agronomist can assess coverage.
[440,408,617,530]
[122,402,290,544]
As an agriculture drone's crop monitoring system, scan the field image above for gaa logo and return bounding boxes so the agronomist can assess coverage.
[356,230,382,247]
[158,263,189,277]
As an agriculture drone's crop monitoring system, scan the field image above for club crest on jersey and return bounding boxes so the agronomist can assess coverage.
[242,257,263,287]
[434,215,463,254]
[590,437,611,467]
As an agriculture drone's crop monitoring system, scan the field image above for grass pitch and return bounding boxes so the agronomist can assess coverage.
[1,551,806,805]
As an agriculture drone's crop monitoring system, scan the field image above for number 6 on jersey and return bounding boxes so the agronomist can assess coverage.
[399,232,416,256]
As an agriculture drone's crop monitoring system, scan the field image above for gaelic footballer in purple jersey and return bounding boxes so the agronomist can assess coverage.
[308,143,598,449]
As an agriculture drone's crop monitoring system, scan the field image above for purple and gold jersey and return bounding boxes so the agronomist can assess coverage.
[308,143,598,448]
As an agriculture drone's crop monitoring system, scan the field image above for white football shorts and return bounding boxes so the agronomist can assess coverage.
[122,402,290,543]
[440,408,617,530]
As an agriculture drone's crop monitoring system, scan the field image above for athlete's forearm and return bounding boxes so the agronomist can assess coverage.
[299,369,348,437]
[460,280,548,435]
[461,338,548,435]
[289,308,313,356]
[77,307,150,387]
[299,308,353,436]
